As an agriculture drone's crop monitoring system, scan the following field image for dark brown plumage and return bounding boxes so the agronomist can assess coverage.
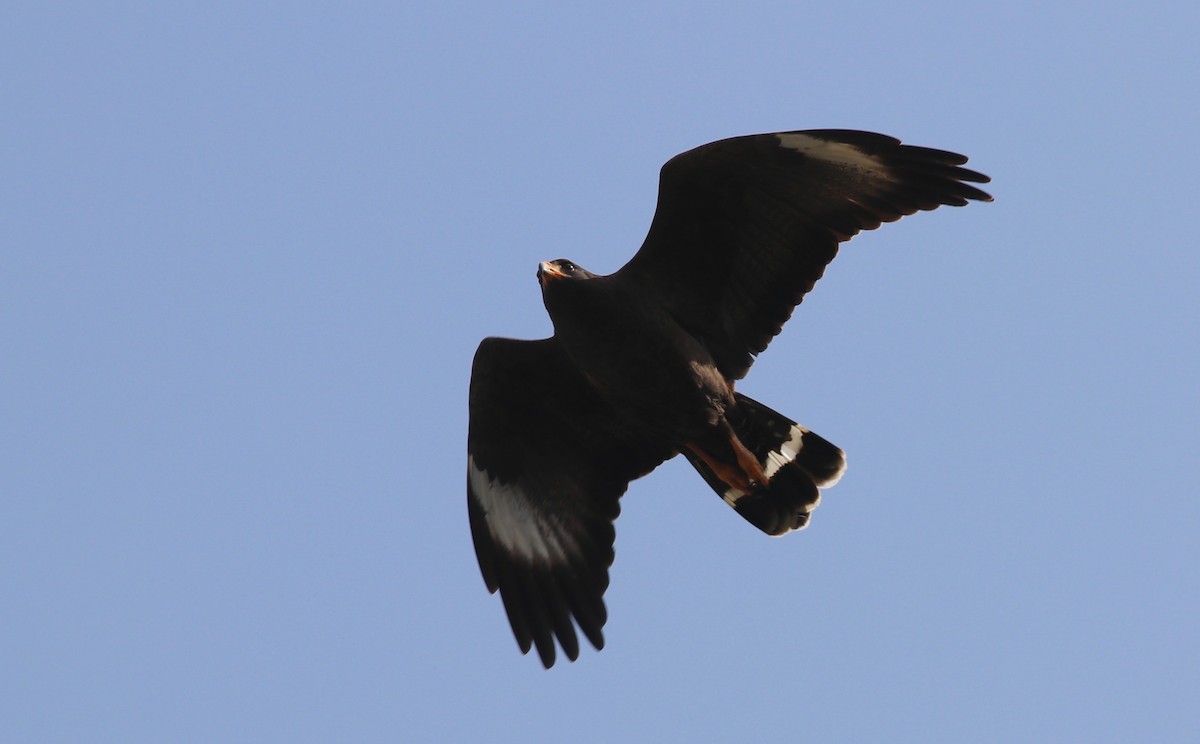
[467,129,992,667]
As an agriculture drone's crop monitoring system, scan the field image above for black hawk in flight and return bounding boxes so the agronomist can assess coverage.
[467,129,991,667]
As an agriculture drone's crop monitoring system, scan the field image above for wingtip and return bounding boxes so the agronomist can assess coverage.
[534,636,558,668]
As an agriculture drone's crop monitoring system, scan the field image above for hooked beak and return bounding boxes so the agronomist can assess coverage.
[537,261,568,287]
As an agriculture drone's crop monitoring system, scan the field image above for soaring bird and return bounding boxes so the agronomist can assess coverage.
[467,129,992,667]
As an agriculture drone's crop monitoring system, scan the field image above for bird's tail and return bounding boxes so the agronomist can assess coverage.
[682,393,846,536]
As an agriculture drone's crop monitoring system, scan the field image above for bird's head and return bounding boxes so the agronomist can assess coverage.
[537,259,595,289]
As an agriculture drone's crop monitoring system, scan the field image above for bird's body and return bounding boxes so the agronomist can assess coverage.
[467,129,992,667]
[542,266,731,438]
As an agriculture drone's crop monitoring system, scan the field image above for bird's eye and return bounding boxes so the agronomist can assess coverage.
[560,261,576,274]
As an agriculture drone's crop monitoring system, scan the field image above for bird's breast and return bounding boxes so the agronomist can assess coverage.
[546,285,730,435]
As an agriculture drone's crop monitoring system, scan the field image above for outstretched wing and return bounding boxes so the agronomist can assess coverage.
[614,129,993,380]
[467,336,675,667]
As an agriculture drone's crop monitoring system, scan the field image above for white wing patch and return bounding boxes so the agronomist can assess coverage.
[775,132,882,173]
[468,455,570,563]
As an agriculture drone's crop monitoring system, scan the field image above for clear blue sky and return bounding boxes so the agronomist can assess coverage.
[4,2,1198,742]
